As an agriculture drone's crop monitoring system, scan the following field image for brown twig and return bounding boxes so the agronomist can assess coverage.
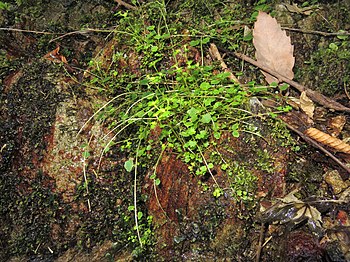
[344,82,350,101]
[283,122,350,174]
[223,49,350,113]
[115,0,137,10]
[0,27,116,43]
[0,27,55,34]
[256,223,266,262]
[49,28,115,43]
[282,27,350,37]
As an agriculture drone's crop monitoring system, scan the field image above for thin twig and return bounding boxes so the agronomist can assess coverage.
[134,139,143,247]
[256,223,266,262]
[49,28,115,43]
[115,0,137,10]
[152,143,170,221]
[283,122,350,174]
[344,82,350,101]
[0,27,116,43]
[282,27,350,37]
[0,27,55,34]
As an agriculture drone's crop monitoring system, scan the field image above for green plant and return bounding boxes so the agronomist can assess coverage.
[0,1,10,10]
[82,0,294,254]
[126,205,155,256]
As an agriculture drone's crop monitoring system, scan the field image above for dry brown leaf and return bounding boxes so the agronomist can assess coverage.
[253,11,295,84]
[328,115,346,137]
[305,127,350,154]
[43,45,68,64]
[300,91,315,119]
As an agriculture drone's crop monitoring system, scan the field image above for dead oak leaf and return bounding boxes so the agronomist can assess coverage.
[253,11,295,84]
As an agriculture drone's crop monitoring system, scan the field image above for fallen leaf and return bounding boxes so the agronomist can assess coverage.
[253,11,295,84]
[286,96,301,110]
[300,91,314,119]
[305,127,350,154]
[43,45,68,64]
[261,189,323,229]
[328,115,346,137]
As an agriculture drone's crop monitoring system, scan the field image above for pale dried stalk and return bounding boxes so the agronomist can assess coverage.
[115,0,137,10]
[282,27,350,37]
[209,43,239,84]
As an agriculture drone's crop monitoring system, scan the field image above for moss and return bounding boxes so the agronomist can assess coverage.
[210,222,253,259]
[0,61,62,260]
[293,2,350,96]
[8,176,60,257]
[287,153,325,195]
[302,39,350,96]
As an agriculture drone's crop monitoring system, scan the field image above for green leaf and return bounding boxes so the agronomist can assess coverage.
[201,113,212,124]
[214,132,221,139]
[155,178,161,186]
[195,130,208,139]
[0,2,10,10]
[82,151,90,158]
[151,45,158,52]
[221,163,229,170]
[210,79,220,85]
[186,140,197,148]
[232,130,240,138]
[216,72,231,79]
[187,107,199,122]
[243,33,253,41]
[202,37,210,44]
[329,42,338,51]
[200,82,211,90]
[213,102,222,109]
[196,165,207,175]
[213,188,222,198]
[270,82,278,87]
[124,158,134,172]
[337,30,348,40]
[138,211,143,219]
[232,123,239,130]
[190,40,200,46]
[204,97,215,106]
[180,127,196,137]
[279,83,289,91]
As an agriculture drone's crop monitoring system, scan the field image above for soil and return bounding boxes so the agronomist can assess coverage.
[1,1,350,261]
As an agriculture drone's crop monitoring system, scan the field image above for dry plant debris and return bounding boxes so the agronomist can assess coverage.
[260,190,323,229]
[43,45,68,64]
[253,11,295,85]
[299,91,315,119]
[305,127,350,154]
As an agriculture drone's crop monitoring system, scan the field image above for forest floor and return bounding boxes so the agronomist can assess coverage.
[1,0,350,261]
